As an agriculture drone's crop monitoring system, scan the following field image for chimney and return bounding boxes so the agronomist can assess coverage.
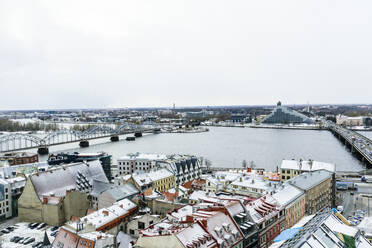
[186,215,194,223]
[247,168,252,173]
[120,204,123,208]
[97,235,102,240]
[43,196,48,204]
[66,189,70,196]
[103,210,109,216]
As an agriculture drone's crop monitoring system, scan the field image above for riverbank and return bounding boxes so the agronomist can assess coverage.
[203,123,326,131]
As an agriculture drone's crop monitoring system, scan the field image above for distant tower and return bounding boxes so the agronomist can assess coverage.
[173,103,176,113]
[277,101,282,106]
[307,101,310,112]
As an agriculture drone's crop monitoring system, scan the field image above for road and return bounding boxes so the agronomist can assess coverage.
[338,190,372,219]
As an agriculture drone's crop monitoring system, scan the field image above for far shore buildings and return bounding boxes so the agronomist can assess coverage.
[0,152,39,166]
[18,160,110,226]
[261,101,313,124]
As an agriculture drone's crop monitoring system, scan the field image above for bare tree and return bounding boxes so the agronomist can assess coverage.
[205,159,212,170]
[242,160,248,169]
[249,160,256,169]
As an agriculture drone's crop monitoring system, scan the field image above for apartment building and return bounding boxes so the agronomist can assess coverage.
[280,159,335,182]
[272,183,305,229]
[287,170,333,215]
[0,178,12,220]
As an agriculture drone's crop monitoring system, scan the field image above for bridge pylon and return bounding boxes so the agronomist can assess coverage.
[37,146,49,155]
[79,140,89,148]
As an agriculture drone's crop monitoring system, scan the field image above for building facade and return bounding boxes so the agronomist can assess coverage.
[280,159,335,182]
[287,170,333,215]
[18,161,109,225]
[0,179,12,220]
[0,152,38,166]
[272,184,306,229]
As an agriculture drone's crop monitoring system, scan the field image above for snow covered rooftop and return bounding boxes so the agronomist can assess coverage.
[272,183,304,206]
[287,170,333,190]
[281,160,336,173]
[245,195,281,224]
[30,160,108,200]
[118,153,167,161]
[229,176,280,192]
[280,209,372,248]
[81,198,137,229]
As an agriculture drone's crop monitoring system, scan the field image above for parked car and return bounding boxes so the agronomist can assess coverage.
[24,237,35,245]
[1,229,10,234]
[32,241,43,248]
[10,236,20,242]
[51,231,58,237]
[20,237,30,244]
[29,223,40,229]
[36,223,47,230]
[14,237,24,243]
[51,226,59,232]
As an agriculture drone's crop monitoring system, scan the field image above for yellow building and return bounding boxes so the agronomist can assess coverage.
[126,168,176,192]
[280,159,335,182]
[272,184,306,229]
[288,170,333,215]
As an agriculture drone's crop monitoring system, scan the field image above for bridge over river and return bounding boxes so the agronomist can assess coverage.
[0,121,163,154]
[328,122,372,168]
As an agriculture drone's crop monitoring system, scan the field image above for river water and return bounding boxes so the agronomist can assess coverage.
[25,126,365,172]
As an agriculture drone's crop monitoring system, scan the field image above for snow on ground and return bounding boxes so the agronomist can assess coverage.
[0,222,57,248]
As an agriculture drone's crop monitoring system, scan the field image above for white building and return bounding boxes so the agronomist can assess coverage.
[0,178,12,220]
[205,171,241,193]
[158,155,202,184]
[227,175,280,197]
[116,153,202,185]
[117,153,167,176]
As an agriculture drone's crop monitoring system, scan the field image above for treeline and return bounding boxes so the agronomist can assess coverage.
[0,118,59,132]
[69,124,97,132]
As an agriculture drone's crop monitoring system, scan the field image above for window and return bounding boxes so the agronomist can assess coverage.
[138,221,145,229]
[129,229,135,235]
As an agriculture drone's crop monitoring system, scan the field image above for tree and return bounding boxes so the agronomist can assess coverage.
[205,159,212,170]
[242,160,248,169]
[249,160,256,169]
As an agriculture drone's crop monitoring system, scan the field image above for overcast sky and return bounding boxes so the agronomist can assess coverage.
[1,0,371,110]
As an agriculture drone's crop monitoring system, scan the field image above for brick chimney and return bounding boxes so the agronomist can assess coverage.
[185,215,194,223]
[66,189,71,196]
[43,196,48,204]
[103,210,109,216]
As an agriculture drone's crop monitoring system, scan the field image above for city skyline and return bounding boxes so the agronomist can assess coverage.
[1,0,372,110]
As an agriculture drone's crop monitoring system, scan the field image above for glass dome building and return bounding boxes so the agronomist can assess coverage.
[261,101,314,124]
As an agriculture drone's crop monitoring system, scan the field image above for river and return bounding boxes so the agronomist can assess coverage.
[23,126,365,172]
